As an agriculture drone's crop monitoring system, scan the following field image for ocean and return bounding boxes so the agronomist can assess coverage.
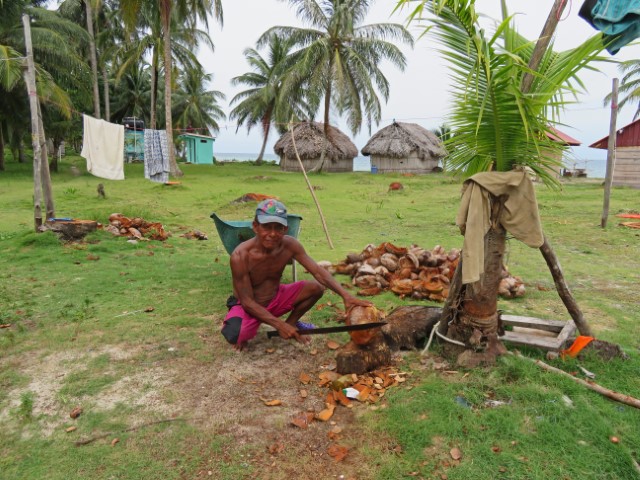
[214,153,608,179]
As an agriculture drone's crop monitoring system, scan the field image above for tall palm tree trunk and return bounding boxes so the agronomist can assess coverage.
[160,2,182,177]
[18,140,25,163]
[85,0,101,119]
[102,64,110,120]
[256,110,272,165]
[0,127,5,171]
[311,84,332,173]
[150,51,159,129]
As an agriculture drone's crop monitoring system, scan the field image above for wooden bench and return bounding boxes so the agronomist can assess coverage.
[499,314,576,352]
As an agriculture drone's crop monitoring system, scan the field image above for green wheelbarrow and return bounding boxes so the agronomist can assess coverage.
[210,212,303,280]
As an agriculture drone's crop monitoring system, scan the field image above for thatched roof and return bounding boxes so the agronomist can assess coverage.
[273,121,358,161]
[361,122,446,159]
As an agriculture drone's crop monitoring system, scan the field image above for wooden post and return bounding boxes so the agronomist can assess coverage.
[539,236,593,337]
[601,78,619,228]
[22,14,44,230]
[289,121,334,249]
[36,101,55,219]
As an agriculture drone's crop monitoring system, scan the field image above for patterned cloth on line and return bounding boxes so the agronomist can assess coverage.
[143,129,170,183]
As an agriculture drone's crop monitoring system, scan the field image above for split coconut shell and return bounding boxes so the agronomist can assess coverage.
[346,305,385,346]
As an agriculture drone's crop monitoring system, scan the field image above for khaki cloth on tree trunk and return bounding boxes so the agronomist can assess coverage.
[456,171,544,285]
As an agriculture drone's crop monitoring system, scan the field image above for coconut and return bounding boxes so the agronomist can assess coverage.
[354,275,378,289]
[355,264,376,276]
[346,252,363,264]
[390,278,413,295]
[365,257,381,268]
[380,253,399,272]
[346,305,385,346]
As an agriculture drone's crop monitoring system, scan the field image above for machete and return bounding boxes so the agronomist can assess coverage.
[267,322,387,339]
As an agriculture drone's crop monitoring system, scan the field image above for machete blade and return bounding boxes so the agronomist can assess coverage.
[267,321,387,339]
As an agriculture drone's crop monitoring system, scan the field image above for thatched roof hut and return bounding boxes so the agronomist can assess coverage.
[361,122,446,174]
[274,121,358,172]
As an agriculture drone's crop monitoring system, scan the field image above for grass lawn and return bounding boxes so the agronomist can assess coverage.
[1,153,639,479]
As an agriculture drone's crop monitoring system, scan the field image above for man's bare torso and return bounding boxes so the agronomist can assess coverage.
[232,236,296,305]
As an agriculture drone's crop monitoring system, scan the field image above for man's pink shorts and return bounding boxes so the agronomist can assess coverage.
[222,282,305,345]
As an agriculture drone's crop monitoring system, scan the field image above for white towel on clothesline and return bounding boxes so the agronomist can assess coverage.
[80,114,125,180]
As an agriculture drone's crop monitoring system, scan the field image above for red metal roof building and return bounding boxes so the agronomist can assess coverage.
[589,119,640,188]
[546,126,581,146]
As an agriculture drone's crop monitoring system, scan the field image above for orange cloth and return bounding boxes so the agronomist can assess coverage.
[561,336,595,358]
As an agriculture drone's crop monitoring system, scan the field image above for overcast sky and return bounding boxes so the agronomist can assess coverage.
[201,0,640,163]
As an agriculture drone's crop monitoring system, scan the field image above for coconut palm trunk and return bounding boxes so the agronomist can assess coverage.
[102,64,110,120]
[256,111,272,164]
[0,128,4,171]
[150,52,159,129]
[442,195,508,366]
[159,1,182,177]
[311,81,332,173]
[85,0,101,119]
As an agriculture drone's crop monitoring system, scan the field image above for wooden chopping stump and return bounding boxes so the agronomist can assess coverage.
[336,333,391,375]
[46,219,98,241]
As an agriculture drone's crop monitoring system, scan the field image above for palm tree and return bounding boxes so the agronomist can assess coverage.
[0,2,89,170]
[173,66,226,134]
[114,4,213,130]
[58,0,103,118]
[230,34,307,164]
[399,0,604,363]
[260,0,413,171]
[121,0,223,177]
[110,64,152,123]
[604,59,640,120]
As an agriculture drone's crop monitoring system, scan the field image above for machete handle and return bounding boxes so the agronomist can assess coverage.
[267,330,280,339]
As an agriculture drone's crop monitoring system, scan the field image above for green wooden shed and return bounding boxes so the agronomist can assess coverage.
[178,133,216,164]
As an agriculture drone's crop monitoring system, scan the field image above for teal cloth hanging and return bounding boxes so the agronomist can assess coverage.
[580,0,640,54]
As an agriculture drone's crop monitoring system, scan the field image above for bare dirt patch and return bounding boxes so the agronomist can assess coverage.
[2,326,407,478]
[168,329,391,478]
[1,345,150,436]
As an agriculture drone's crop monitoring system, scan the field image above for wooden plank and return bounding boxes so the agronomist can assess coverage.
[500,314,566,332]
[500,331,561,350]
[555,321,577,349]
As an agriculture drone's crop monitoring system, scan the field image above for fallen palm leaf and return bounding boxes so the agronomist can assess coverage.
[299,372,312,384]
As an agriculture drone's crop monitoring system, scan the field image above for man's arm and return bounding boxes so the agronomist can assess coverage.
[230,248,302,340]
[290,239,372,310]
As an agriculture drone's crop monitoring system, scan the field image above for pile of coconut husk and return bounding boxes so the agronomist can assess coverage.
[321,242,525,301]
[230,193,277,204]
[103,213,169,241]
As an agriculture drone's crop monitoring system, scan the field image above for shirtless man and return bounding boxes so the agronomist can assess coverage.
[221,199,371,351]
